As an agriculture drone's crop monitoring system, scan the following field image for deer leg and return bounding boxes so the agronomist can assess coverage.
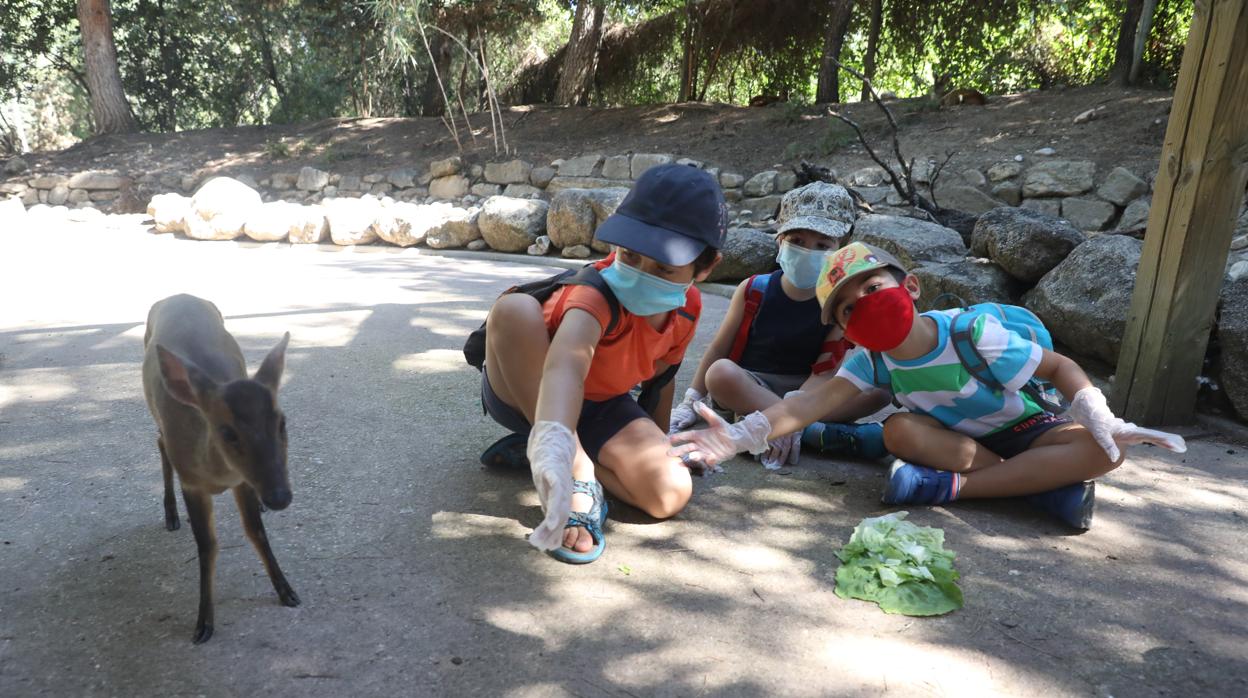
[234,484,300,608]
[157,437,180,531]
[182,489,217,644]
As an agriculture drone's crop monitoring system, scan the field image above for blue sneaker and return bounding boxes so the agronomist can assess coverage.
[801,421,888,460]
[1025,481,1095,530]
[881,460,959,505]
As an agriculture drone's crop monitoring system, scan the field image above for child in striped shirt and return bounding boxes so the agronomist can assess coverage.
[671,242,1187,529]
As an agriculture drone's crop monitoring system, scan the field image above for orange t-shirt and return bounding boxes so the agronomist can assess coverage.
[542,261,701,402]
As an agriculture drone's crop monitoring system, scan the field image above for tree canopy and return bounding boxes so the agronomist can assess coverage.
[0,0,1194,148]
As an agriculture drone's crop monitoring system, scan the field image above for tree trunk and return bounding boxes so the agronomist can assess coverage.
[1130,0,1160,84]
[419,31,452,116]
[678,0,695,102]
[1110,0,1146,86]
[815,0,856,104]
[860,0,882,101]
[77,0,138,134]
[555,0,606,106]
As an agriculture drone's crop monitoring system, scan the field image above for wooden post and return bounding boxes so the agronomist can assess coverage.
[1112,0,1248,424]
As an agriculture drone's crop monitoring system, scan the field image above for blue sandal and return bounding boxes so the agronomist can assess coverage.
[480,433,529,469]
[547,479,607,565]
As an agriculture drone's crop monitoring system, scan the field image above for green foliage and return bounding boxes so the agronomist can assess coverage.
[835,511,963,616]
[263,139,292,159]
[0,0,1197,148]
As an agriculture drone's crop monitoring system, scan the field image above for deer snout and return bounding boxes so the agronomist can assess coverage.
[262,487,292,511]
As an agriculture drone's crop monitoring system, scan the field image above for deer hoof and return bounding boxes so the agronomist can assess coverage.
[277,584,301,608]
[192,622,214,644]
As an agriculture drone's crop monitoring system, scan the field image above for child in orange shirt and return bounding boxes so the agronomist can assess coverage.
[480,164,725,563]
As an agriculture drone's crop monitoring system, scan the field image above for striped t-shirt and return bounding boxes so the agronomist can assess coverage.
[836,310,1045,437]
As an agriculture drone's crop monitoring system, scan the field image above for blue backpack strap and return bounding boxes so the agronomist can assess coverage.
[950,310,1006,392]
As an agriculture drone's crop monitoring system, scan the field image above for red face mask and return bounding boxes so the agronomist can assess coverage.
[843,286,914,352]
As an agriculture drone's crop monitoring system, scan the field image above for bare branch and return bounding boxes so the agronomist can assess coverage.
[828,57,911,184]
[827,107,909,203]
[413,1,460,151]
[927,150,958,209]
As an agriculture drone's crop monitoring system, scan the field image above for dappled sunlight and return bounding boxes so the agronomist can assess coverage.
[431,510,523,541]
[824,633,1053,695]
[0,476,29,492]
[0,369,77,408]
[392,349,466,375]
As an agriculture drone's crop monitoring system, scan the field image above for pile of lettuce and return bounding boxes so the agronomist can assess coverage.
[835,511,963,616]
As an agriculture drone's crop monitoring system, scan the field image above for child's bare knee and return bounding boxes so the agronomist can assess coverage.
[641,484,691,520]
[882,414,919,452]
[705,358,745,392]
[488,293,543,333]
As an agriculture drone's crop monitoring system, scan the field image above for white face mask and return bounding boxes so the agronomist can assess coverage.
[776,240,832,289]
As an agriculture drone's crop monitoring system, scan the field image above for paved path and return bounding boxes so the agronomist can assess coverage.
[1,219,1246,697]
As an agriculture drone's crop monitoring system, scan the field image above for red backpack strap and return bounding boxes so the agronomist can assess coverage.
[811,337,851,374]
[727,274,768,363]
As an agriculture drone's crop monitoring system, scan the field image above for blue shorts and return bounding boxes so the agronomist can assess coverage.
[976,412,1073,459]
[480,368,650,463]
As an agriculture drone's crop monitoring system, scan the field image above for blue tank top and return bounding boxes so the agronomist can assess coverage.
[737,270,829,375]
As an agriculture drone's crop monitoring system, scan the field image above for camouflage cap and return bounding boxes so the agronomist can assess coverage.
[816,241,907,325]
[775,182,854,240]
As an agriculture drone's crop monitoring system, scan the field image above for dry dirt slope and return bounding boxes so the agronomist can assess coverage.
[16,85,1174,188]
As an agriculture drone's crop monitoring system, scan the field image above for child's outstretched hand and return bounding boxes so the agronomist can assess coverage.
[669,403,771,467]
[526,421,576,551]
[1068,387,1188,462]
[668,388,707,434]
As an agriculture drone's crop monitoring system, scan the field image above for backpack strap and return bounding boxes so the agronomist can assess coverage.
[727,274,769,362]
[811,338,849,375]
[557,265,623,337]
[950,311,1005,392]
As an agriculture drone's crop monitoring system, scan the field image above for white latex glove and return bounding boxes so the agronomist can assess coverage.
[757,391,804,470]
[668,388,707,435]
[526,421,575,552]
[669,403,771,467]
[1067,386,1188,462]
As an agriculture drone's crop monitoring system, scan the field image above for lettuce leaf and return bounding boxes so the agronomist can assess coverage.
[834,512,963,616]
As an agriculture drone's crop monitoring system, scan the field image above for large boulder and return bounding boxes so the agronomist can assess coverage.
[478,196,549,252]
[1117,197,1152,231]
[484,159,532,185]
[556,154,603,177]
[631,153,673,179]
[852,214,966,268]
[242,201,303,242]
[706,228,778,282]
[0,195,26,226]
[430,175,470,200]
[1021,160,1095,198]
[146,193,190,234]
[425,206,482,249]
[185,177,262,240]
[1096,167,1149,207]
[285,205,329,244]
[546,187,629,252]
[430,156,462,178]
[296,166,329,191]
[912,259,1025,311]
[1023,235,1141,365]
[933,184,1004,215]
[371,201,433,247]
[323,197,380,245]
[1061,197,1116,232]
[1218,278,1248,419]
[971,207,1085,283]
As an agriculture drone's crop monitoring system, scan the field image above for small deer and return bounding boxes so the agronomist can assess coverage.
[141,293,299,644]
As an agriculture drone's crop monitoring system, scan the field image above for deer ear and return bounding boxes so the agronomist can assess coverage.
[254,332,290,390]
[157,345,213,407]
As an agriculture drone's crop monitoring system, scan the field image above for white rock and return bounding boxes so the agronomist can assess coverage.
[185,177,262,240]
[147,193,191,234]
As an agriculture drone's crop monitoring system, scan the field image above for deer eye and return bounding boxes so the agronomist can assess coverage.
[218,425,240,445]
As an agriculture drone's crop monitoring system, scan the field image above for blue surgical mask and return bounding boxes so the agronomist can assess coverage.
[599,258,692,316]
[777,240,831,289]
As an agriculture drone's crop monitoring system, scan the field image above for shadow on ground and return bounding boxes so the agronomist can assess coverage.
[1,228,1245,696]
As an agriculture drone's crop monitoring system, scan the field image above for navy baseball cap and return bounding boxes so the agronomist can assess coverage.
[594,163,728,266]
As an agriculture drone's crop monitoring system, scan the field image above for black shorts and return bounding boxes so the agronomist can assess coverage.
[480,368,650,463]
[976,412,1073,459]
